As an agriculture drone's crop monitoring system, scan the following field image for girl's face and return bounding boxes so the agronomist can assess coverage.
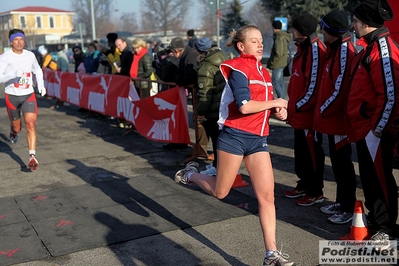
[237,29,263,61]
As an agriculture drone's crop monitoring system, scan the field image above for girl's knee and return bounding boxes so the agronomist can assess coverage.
[214,190,229,200]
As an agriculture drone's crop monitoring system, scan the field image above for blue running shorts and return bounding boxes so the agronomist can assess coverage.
[217,126,269,156]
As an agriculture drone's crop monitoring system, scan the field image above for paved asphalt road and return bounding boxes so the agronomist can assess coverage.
[0,84,398,266]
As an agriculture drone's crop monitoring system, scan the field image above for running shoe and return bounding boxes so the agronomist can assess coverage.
[284,188,306,198]
[28,154,39,170]
[175,161,199,184]
[296,194,324,206]
[200,164,217,176]
[263,250,296,266]
[10,126,18,144]
[328,211,353,224]
[320,203,341,214]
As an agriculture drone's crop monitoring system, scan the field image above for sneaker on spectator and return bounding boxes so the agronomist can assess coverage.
[320,203,341,214]
[200,164,216,176]
[328,211,353,224]
[10,126,18,144]
[175,161,199,184]
[296,194,324,206]
[284,188,306,198]
[263,250,296,266]
[28,154,39,170]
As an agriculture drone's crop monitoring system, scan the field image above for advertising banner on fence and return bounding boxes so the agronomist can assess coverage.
[43,69,190,144]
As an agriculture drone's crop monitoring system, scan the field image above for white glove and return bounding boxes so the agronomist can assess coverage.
[15,69,24,77]
[38,87,46,97]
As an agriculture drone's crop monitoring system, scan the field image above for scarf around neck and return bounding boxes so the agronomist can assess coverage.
[130,47,148,78]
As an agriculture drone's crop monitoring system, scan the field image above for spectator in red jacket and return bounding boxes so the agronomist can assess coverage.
[285,13,327,207]
[314,10,357,224]
[347,0,399,240]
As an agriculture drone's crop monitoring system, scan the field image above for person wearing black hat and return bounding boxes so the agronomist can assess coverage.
[162,37,198,150]
[266,19,291,99]
[170,37,198,89]
[187,29,198,48]
[285,13,327,207]
[347,0,399,240]
[72,45,85,73]
[314,10,358,225]
[105,32,121,74]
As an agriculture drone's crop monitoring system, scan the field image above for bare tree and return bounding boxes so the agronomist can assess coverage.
[140,0,191,35]
[243,2,271,35]
[70,0,115,39]
[198,0,217,36]
[119,12,139,33]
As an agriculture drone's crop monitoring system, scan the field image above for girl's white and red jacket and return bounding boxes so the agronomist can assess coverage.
[218,54,273,137]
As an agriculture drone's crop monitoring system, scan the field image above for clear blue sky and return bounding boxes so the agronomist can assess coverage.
[1,0,256,28]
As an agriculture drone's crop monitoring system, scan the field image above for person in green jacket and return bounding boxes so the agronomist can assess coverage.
[267,20,291,99]
[195,38,227,175]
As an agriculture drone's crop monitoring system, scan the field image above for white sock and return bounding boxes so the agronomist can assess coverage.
[29,150,36,156]
[266,250,275,257]
[186,172,193,181]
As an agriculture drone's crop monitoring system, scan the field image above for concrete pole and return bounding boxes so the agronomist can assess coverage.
[90,0,96,40]
[216,0,220,47]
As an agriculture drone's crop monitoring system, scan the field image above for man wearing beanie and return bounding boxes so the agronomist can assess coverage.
[163,37,198,150]
[314,10,358,224]
[285,13,327,207]
[195,38,227,175]
[347,0,399,240]
[187,29,198,48]
[267,19,291,99]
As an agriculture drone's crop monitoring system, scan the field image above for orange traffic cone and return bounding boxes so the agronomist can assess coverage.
[232,173,249,188]
[339,200,369,240]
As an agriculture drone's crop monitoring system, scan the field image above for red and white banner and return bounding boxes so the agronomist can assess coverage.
[43,69,190,144]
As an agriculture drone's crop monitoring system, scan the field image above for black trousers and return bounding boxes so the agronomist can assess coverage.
[328,135,357,213]
[294,129,325,196]
[203,117,221,168]
[356,131,398,235]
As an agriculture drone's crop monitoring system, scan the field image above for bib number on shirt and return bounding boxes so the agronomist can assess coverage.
[14,72,31,89]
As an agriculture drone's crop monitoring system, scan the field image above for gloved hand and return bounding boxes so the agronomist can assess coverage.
[15,69,24,77]
[38,87,46,97]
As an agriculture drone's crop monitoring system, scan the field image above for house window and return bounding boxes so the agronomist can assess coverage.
[20,15,26,28]
[49,16,55,28]
[36,16,42,28]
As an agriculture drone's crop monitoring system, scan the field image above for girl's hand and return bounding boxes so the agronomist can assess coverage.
[273,98,288,109]
[274,107,287,121]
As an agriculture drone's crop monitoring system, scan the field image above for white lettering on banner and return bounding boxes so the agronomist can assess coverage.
[47,81,55,96]
[54,72,61,98]
[154,97,176,127]
[67,86,80,105]
[147,118,171,140]
[88,92,105,113]
[117,97,136,122]
[100,76,111,105]
[67,87,80,105]
[145,97,177,140]
[66,74,84,105]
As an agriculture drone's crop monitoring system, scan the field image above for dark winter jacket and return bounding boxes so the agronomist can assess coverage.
[175,46,198,87]
[197,47,227,118]
[134,53,153,90]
